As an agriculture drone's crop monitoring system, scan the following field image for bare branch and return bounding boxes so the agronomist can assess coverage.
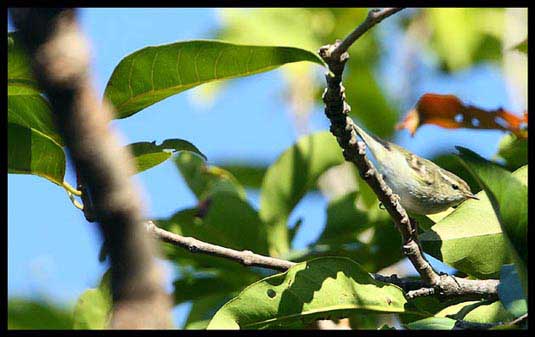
[147,221,498,299]
[329,8,404,61]
[145,221,295,271]
[10,8,172,329]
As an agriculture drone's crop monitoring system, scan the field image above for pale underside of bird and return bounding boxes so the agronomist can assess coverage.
[352,123,478,215]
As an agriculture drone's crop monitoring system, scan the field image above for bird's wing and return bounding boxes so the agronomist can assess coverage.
[405,152,434,186]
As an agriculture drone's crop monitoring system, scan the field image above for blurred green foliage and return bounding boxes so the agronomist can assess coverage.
[8,298,74,329]
[8,8,527,330]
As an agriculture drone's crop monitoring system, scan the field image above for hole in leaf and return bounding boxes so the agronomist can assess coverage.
[267,289,276,298]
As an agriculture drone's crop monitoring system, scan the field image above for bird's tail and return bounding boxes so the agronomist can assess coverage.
[352,122,376,148]
[351,122,392,165]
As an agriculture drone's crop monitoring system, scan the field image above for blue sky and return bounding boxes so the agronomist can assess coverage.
[8,8,518,327]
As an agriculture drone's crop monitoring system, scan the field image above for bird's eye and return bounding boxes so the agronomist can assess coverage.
[451,184,459,190]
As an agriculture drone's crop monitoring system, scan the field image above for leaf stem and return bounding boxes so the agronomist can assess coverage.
[62,181,82,196]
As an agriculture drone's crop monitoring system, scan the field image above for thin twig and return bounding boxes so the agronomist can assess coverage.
[330,8,404,61]
[11,8,172,329]
[145,221,295,271]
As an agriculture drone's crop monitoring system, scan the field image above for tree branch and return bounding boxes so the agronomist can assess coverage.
[10,8,172,329]
[145,221,295,271]
[317,7,499,304]
[318,7,441,287]
[330,8,404,61]
[146,221,498,299]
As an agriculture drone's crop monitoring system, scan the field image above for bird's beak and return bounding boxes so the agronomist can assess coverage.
[467,194,480,200]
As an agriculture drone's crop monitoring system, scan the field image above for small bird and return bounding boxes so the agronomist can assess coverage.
[352,123,479,215]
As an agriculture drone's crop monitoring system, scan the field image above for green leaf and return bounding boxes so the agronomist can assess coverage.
[73,271,112,329]
[8,31,40,91]
[8,94,62,146]
[497,264,527,318]
[218,163,268,189]
[426,8,504,71]
[184,295,231,330]
[310,191,403,272]
[175,152,246,201]
[128,139,205,174]
[435,300,480,318]
[461,300,514,323]
[457,148,527,293]
[495,134,528,171]
[8,32,62,146]
[158,192,270,274]
[259,131,344,256]
[436,299,514,324]
[193,191,270,253]
[174,275,241,305]
[420,189,511,279]
[421,157,527,279]
[207,257,409,329]
[8,298,74,329]
[511,38,527,54]
[8,123,66,186]
[104,40,325,118]
[317,192,376,245]
[345,64,398,138]
[406,317,456,330]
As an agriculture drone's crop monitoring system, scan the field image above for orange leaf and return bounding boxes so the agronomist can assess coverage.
[397,93,528,138]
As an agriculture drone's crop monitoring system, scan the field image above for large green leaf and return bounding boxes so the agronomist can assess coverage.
[8,123,66,186]
[73,272,111,329]
[104,40,324,118]
[259,131,345,256]
[8,94,62,146]
[8,298,73,329]
[128,139,205,174]
[420,159,527,279]
[175,152,246,201]
[8,33,67,186]
[8,31,62,146]
[207,257,410,329]
[457,148,527,293]
[420,190,511,279]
